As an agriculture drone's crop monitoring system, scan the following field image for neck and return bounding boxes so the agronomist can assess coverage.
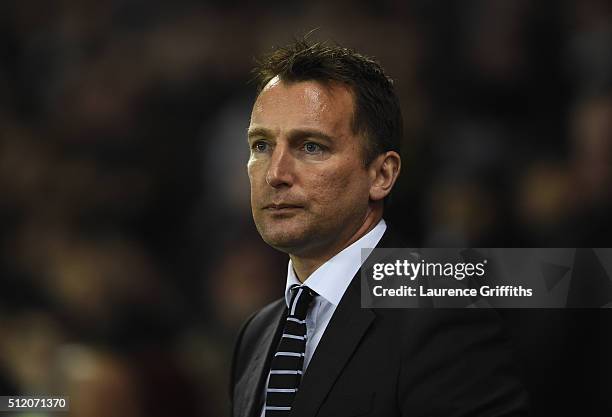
[290,205,382,283]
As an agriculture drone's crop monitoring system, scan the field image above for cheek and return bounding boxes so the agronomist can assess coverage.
[247,175,263,207]
[247,160,264,189]
[307,168,367,207]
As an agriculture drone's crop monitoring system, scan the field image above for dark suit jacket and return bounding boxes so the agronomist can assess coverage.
[230,227,529,417]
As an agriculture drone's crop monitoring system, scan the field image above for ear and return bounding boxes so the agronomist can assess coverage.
[368,151,401,201]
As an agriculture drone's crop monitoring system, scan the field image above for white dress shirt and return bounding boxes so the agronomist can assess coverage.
[260,219,387,416]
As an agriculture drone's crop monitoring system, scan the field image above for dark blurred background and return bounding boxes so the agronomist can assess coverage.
[0,0,611,416]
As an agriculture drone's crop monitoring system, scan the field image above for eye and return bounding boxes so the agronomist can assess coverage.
[303,142,322,154]
[252,141,269,153]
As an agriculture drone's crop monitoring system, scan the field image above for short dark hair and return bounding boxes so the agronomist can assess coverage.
[252,38,403,165]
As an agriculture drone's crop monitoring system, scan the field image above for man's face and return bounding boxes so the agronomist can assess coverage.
[247,77,373,257]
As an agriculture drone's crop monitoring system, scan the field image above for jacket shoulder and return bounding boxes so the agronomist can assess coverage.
[230,298,286,374]
[242,298,286,342]
[229,298,286,410]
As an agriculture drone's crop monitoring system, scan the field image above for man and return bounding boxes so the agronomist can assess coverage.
[230,39,528,417]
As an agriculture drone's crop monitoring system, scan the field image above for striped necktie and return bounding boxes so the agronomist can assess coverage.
[264,285,316,416]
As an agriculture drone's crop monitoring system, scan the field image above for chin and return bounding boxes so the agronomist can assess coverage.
[258,224,310,253]
[262,232,306,253]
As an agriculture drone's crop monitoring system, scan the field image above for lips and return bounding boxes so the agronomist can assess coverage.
[263,203,303,210]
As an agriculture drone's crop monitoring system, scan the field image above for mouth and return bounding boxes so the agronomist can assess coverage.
[263,203,304,211]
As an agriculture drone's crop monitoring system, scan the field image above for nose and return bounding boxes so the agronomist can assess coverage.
[266,144,294,188]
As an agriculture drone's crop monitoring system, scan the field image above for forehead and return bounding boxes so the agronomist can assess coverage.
[250,77,355,133]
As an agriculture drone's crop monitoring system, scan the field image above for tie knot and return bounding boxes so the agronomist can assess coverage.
[288,285,316,320]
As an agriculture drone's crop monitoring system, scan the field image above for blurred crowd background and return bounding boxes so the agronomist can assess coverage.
[0,0,611,416]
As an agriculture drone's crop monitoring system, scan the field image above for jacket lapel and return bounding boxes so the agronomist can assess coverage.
[288,225,405,417]
[236,302,287,417]
[238,226,404,417]
[289,271,375,417]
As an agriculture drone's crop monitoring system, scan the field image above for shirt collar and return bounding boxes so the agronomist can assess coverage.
[285,219,387,308]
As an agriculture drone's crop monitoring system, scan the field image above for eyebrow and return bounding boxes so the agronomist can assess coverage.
[247,127,334,143]
[247,127,273,140]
